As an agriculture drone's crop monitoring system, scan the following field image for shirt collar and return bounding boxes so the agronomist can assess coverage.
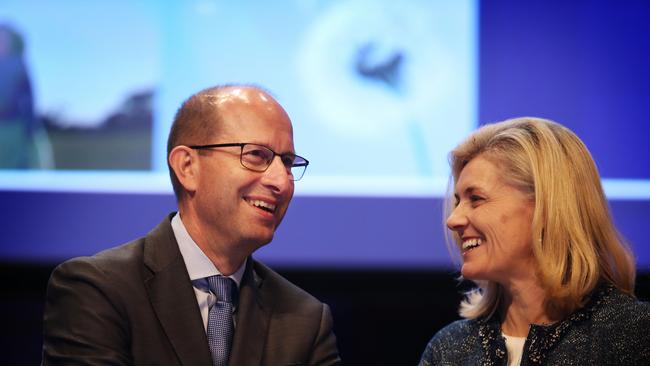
[171,212,246,290]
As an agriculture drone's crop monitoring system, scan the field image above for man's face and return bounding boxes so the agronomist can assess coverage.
[192,88,295,255]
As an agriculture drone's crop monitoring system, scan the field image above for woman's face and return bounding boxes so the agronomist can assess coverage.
[447,155,537,284]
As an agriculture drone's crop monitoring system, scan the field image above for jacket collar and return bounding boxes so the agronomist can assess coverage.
[143,214,213,366]
[228,258,272,365]
[477,282,617,365]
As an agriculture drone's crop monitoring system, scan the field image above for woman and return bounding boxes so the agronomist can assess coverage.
[419,117,650,365]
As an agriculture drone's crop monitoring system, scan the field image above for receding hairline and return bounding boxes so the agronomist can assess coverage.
[169,84,279,143]
[166,83,288,200]
[193,84,279,108]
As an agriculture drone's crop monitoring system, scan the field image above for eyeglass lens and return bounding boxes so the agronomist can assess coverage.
[241,144,307,180]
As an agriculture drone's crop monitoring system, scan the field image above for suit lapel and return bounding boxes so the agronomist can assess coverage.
[143,216,213,366]
[229,259,271,365]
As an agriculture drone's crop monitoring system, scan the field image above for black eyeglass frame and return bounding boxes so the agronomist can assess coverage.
[189,142,309,181]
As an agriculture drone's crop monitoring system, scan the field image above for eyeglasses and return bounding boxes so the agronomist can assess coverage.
[189,143,309,181]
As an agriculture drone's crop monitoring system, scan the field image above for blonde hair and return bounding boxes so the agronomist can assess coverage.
[447,117,636,319]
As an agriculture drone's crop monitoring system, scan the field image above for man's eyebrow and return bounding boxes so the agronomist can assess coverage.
[272,146,296,156]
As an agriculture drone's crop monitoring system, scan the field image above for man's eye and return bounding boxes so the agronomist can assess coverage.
[281,155,296,167]
[243,149,271,163]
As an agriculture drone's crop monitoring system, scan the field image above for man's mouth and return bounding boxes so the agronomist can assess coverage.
[462,238,482,252]
[246,198,277,214]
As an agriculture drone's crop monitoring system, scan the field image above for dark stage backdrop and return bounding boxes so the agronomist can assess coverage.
[3,264,650,365]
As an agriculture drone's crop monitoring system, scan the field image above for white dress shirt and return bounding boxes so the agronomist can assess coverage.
[503,333,525,366]
[171,212,246,331]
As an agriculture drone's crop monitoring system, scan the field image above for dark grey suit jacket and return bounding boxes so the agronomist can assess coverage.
[42,215,341,365]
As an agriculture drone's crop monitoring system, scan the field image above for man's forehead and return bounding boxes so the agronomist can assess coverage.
[200,87,272,108]
[196,86,293,141]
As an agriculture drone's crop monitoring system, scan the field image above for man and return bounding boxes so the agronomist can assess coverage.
[42,85,341,365]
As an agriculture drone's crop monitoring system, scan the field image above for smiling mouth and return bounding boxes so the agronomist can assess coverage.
[246,198,277,214]
[462,238,482,252]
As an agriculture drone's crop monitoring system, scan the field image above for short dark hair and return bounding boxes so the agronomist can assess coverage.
[167,86,226,200]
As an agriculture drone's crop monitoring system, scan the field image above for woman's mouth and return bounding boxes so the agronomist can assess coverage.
[462,238,482,252]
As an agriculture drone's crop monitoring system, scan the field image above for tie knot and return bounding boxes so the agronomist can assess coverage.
[206,276,235,303]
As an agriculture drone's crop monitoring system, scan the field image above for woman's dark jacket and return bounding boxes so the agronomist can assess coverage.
[419,284,650,365]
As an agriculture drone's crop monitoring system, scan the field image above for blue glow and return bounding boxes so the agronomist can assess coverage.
[1,171,649,202]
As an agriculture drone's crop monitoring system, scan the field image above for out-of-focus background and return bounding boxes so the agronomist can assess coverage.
[1,0,649,364]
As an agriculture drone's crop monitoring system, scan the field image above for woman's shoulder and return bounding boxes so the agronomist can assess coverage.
[431,318,478,342]
[419,318,483,365]
[584,285,650,360]
[591,285,650,324]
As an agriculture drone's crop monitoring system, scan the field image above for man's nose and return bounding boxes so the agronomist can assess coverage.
[261,156,293,193]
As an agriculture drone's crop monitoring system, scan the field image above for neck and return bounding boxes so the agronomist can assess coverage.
[499,278,556,337]
[177,207,249,276]
[204,250,247,276]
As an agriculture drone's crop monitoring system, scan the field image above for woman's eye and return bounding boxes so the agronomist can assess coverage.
[470,195,484,203]
[452,195,460,207]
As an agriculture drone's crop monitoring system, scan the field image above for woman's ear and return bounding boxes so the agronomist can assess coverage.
[169,145,199,194]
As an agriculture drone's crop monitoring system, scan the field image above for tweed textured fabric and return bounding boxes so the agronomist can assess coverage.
[419,283,650,365]
[206,276,235,366]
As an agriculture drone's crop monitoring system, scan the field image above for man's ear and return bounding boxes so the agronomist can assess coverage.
[169,145,199,193]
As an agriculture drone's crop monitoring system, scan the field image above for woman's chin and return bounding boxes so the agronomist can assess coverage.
[460,265,486,282]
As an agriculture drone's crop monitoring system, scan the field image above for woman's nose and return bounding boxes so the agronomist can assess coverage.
[446,204,468,232]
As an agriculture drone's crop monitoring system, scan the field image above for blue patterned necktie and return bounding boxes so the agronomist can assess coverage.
[206,276,236,366]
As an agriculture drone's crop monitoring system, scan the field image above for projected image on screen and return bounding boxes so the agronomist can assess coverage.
[0,0,477,196]
[0,2,157,171]
[1,0,649,267]
[293,1,475,180]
